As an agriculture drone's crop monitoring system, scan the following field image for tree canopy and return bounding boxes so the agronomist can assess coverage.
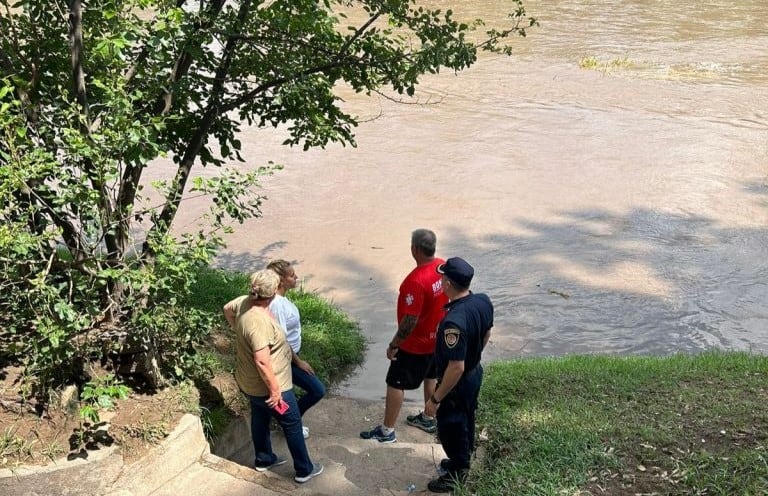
[0,0,535,391]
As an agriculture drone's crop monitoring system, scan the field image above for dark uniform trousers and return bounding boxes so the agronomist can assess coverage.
[436,365,483,472]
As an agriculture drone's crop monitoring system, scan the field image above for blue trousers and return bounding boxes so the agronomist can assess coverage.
[246,389,314,477]
[292,362,326,416]
[436,366,483,472]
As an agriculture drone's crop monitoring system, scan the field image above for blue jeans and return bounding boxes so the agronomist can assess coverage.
[246,389,314,477]
[292,362,326,416]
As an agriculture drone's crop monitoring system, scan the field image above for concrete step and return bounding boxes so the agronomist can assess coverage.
[1,395,447,496]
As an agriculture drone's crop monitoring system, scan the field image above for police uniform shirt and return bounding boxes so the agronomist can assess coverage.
[435,292,494,384]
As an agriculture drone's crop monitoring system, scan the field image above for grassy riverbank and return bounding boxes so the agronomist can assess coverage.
[466,352,768,496]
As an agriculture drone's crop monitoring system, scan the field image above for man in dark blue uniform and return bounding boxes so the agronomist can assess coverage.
[423,257,494,493]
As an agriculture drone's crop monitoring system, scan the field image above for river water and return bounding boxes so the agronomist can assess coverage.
[166,0,768,400]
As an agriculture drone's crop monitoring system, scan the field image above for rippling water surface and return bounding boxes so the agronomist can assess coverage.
[160,0,768,400]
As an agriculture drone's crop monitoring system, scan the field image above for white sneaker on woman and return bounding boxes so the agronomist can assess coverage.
[295,463,324,483]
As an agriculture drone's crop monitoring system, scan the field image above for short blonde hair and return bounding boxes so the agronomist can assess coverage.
[249,270,280,299]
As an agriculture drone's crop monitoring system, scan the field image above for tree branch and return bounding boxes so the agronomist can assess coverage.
[143,0,253,255]
[15,180,91,266]
[124,0,187,85]
[69,0,120,259]
[115,1,226,253]
[152,0,227,116]
[113,158,143,261]
[69,0,91,127]
[338,9,382,57]
[220,10,383,113]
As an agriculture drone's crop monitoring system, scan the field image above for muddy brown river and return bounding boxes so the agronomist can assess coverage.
[158,0,768,400]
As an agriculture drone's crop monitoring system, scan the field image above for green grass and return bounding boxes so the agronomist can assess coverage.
[0,426,35,464]
[462,352,768,496]
[288,288,366,384]
[187,266,250,316]
[199,405,231,440]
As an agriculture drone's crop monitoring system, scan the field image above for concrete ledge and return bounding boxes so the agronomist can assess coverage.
[0,443,123,496]
[108,413,209,496]
[0,414,208,496]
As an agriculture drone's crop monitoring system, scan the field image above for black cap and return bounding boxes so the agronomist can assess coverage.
[437,257,474,287]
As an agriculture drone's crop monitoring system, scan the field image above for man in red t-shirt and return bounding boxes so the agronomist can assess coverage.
[360,229,448,443]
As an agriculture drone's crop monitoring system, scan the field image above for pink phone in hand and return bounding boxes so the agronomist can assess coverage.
[273,399,289,414]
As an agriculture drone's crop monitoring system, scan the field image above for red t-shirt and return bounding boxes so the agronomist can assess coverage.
[397,258,448,354]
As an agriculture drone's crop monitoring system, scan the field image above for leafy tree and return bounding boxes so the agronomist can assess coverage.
[0,0,535,392]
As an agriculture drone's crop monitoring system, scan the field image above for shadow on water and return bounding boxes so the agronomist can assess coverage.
[743,179,768,198]
[232,197,767,358]
[441,202,768,360]
[213,181,768,399]
[215,241,287,272]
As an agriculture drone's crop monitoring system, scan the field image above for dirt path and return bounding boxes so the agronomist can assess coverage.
[211,395,452,495]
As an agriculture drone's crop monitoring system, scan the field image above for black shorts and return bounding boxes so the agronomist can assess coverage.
[385,350,436,390]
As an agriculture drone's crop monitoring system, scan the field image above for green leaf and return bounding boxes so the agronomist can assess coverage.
[80,405,100,423]
[97,395,115,409]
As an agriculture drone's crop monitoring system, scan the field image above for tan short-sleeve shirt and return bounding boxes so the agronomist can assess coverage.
[226,295,293,396]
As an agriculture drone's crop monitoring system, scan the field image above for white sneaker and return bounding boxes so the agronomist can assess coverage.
[254,456,287,472]
[302,426,310,439]
[295,463,324,483]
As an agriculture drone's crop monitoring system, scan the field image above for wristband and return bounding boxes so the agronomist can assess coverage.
[430,394,441,404]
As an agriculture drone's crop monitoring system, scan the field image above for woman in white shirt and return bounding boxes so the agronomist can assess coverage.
[267,260,326,439]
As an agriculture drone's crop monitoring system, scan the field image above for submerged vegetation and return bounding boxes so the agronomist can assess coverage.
[578,55,728,82]
[579,55,635,72]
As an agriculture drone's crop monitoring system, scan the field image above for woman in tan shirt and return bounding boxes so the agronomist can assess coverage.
[223,269,323,483]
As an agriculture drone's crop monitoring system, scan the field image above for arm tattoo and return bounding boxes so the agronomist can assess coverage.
[395,314,418,340]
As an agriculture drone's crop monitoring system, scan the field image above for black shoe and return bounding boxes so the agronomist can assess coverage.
[359,425,397,443]
[427,470,467,493]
